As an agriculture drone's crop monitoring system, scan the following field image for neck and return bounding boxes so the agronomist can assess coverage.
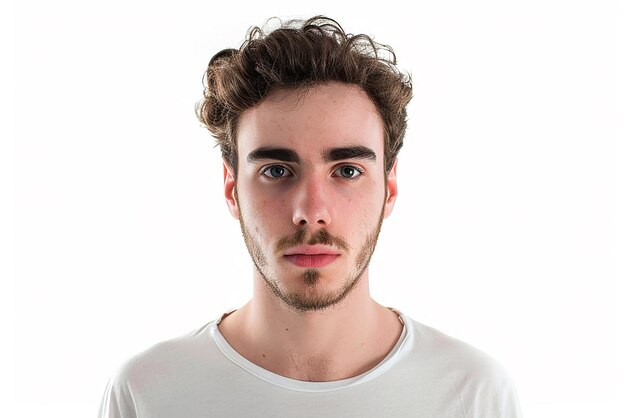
[217,268,403,382]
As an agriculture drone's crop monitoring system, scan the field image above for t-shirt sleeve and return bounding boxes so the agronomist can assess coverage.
[456,356,524,418]
[97,372,138,418]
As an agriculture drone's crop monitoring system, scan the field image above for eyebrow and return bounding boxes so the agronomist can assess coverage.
[323,146,377,162]
[247,147,300,163]
[246,145,377,164]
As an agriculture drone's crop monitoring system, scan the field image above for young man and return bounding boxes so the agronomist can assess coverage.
[99,16,522,417]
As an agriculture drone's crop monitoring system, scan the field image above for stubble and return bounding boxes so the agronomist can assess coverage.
[237,194,386,313]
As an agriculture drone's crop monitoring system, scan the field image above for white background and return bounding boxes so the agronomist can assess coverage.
[3,0,624,417]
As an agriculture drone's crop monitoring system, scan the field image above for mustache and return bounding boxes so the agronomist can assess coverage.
[274,228,351,254]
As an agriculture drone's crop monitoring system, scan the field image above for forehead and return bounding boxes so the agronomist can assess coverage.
[236,83,385,157]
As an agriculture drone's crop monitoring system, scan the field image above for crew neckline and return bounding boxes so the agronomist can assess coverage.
[209,307,411,393]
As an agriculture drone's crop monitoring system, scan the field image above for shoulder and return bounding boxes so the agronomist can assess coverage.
[404,317,523,417]
[114,320,215,384]
[98,321,216,418]
[407,317,512,380]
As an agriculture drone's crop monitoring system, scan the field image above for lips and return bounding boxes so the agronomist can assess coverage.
[283,245,341,268]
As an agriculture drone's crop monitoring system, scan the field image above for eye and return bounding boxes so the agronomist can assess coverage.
[333,165,363,179]
[261,165,293,179]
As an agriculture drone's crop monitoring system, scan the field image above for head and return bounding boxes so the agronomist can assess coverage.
[197,16,412,313]
[196,15,412,178]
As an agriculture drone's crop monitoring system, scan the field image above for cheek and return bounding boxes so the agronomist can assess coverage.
[338,195,379,233]
[342,186,384,214]
[254,196,287,215]
[351,188,385,227]
[241,195,288,233]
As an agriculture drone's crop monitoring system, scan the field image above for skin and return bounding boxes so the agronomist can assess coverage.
[218,82,404,382]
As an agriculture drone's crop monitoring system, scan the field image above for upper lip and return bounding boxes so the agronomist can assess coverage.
[283,245,341,256]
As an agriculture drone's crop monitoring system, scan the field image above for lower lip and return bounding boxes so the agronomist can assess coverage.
[284,254,340,268]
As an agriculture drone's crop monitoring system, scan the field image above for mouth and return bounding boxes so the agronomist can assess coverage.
[283,245,341,268]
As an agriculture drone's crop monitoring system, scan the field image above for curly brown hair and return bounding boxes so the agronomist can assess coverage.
[196,16,412,176]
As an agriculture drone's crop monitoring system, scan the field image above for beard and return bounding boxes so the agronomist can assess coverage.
[237,194,386,313]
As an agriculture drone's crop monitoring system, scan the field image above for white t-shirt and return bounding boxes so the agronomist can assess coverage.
[98,308,522,417]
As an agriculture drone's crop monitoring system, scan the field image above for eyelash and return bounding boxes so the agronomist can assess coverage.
[261,165,293,180]
[333,165,364,180]
[260,165,364,181]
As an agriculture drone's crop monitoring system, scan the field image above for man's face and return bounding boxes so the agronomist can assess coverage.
[223,82,398,313]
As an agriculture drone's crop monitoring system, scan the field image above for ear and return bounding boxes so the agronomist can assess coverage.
[383,159,398,219]
[223,160,240,219]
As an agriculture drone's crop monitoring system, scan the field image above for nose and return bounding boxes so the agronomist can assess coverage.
[292,175,332,227]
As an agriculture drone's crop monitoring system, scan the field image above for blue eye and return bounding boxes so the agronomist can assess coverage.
[262,165,292,179]
[333,165,363,179]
